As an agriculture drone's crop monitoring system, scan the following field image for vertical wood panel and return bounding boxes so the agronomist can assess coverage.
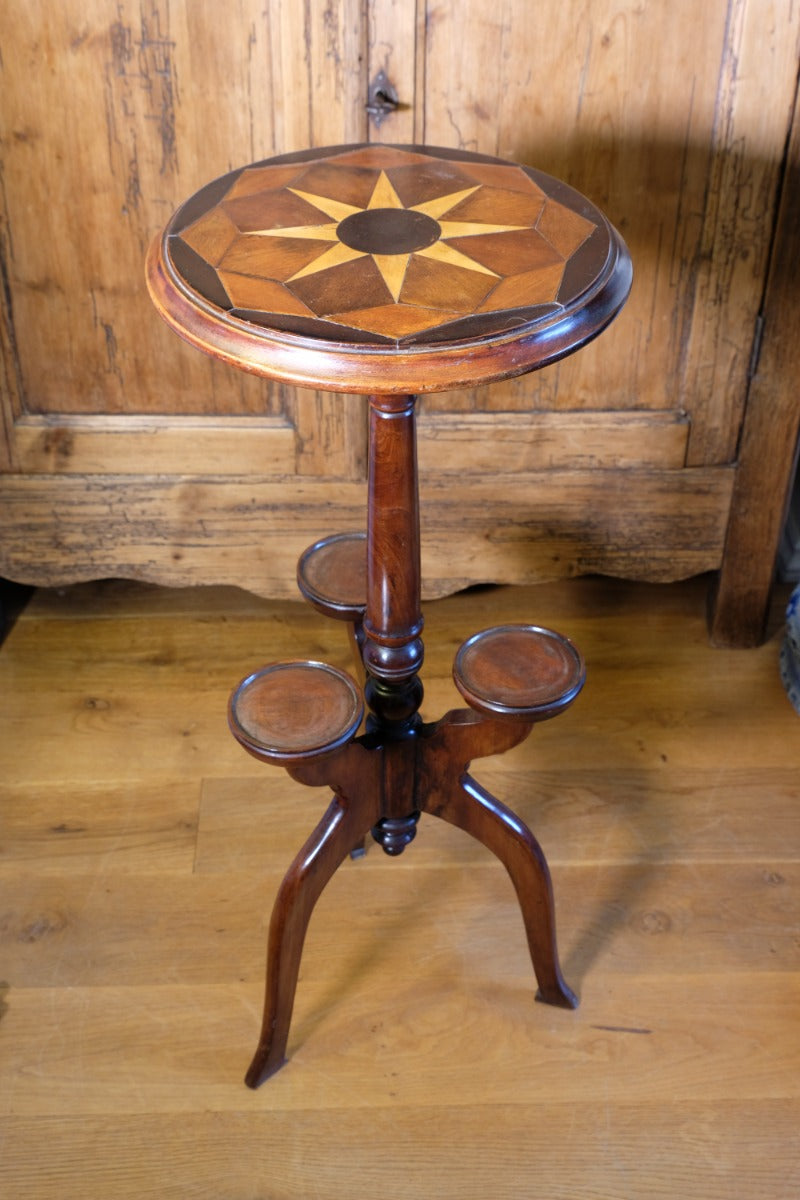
[682,0,800,465]
[0,182,22,469]
[367,0,419,143]
[270,0,367,150]
[0,1,370,481]
[0,1,369,421]
[710,79,800,645]
[419,0,727,413]
[289,391,367,479]
[419,0,798,444]
[0,1,279,417]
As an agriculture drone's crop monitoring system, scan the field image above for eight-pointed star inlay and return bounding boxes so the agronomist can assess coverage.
[256,171,534,300]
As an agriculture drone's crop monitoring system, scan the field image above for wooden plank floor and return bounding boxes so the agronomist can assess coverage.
[1,574,798,1198]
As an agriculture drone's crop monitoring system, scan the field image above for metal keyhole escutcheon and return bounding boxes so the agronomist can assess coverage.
[366,69,399,127]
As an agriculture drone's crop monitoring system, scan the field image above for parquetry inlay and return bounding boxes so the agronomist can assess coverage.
[169,144,606,347]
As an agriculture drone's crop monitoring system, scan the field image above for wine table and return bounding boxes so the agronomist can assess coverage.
[147,142,632,1086]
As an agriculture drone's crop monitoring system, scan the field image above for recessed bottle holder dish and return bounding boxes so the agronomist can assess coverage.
[229,660,364,766]
[454,623,585,721]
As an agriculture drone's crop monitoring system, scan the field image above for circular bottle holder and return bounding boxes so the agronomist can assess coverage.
[229,660,364,764]
[296,532,367,622]
[453,624,585,721]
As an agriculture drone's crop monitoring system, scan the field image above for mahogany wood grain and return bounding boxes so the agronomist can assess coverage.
[363,394,424,715]
[296,532,367,622]
[235,426,594,1084]
[243,695,583,1087]
[228,661,363,765]
[243,787,381,1085]
[454,624,585,720]
[144,142,635,1084]
[424,771,577,1009]
[296,531,369,856]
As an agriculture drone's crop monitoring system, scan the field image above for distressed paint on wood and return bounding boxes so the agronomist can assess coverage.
[0,2,366,427]
[682,0,800,465]
[11,414,296,475]
[367,0,420,144]
[710,77,800,645]
[0,467,734,596]
[416,411,688,472]
[9,409,685,476]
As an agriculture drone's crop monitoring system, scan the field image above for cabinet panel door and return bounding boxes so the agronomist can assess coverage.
[0,0,367,481]
[418,0,798,467]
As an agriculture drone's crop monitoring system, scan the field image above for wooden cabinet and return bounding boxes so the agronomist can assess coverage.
[2,1,799,644]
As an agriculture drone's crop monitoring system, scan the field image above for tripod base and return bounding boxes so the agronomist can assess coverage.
[236,686,581,1089]
[234,535,585,1088]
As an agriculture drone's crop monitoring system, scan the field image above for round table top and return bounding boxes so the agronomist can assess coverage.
[147,143,631,394]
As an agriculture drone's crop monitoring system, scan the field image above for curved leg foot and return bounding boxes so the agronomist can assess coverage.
[245,791,375,1087]
[424,771,577,1010]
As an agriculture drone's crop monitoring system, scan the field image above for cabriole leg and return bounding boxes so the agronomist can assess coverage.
[246,790,376,1087]
[423,766,577,1010]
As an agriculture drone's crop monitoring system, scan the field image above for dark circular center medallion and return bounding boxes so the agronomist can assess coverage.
[337,207,441,255]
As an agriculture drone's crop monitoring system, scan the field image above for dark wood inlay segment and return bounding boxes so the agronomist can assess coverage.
[337,207,441,254]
